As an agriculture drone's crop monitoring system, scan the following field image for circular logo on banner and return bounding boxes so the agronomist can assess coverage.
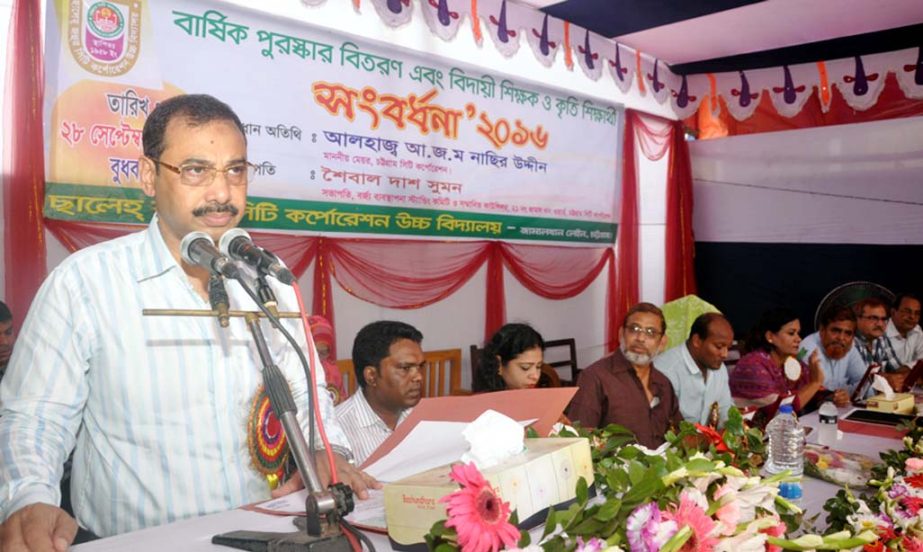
[87,2,124,39]
[66,0,141,76]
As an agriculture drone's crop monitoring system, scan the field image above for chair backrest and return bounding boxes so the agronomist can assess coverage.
[544,338,579,385]
[421,348,464,397]
[336,348,465,399]
[470,338,578,387]
[337,359,358,398]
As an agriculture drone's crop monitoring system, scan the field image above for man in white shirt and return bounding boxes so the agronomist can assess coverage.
[887,293,923,369]
[0,94,376,550]
[336,321,424,465]
[800,306,867,406]
[655,313,734,427]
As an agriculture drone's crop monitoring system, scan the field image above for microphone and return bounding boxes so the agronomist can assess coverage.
[180,231,241,279]
[219,228,295,285]
[208,274,230,328]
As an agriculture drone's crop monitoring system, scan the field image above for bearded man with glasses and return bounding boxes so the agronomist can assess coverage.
[567,302,682,448]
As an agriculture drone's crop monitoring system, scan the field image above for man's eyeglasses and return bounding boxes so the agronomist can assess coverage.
[860,315,888,323]
[151,159,255,187]
[625,324,662,339]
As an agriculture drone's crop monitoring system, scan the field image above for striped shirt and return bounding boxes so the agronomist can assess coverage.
[854,333,902,373]
[335,388,411,467]
[0,219,349,537]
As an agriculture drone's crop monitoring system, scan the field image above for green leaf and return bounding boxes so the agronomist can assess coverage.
[594,498,622,521]
[627,460,647,485]
[576,476,589,504]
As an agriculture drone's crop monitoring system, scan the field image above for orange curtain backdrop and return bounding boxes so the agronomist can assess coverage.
[663,120,696,301]
[3,0,46,322]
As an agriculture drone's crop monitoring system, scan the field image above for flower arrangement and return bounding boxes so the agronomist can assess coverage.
[803,444,877,489]
[823,419,923,550]
[427,408,877,551]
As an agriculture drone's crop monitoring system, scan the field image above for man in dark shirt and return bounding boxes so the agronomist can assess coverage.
[567,302,682,448]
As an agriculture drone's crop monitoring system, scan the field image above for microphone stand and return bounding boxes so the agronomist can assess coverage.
[144,298,355,550]
[212,311,353,551]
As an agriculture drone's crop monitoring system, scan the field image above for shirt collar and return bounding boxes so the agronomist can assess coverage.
[136,214,183,283]
[887,320,923,339]
[680,343,702,375]
[353,388,411,430]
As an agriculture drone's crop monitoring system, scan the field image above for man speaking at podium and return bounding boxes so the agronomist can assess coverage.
[0,94,376,551]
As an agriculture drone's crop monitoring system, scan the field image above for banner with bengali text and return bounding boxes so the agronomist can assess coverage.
[43,0,620,244]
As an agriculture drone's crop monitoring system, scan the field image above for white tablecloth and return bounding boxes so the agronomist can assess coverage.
[799,408,900,525]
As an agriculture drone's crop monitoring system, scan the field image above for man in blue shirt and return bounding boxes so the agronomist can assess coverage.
[800,306,866,406]
[655,313,734,427]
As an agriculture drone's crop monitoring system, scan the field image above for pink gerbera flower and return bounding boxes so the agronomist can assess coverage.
[439,463,521,552]
[662,492,719,552]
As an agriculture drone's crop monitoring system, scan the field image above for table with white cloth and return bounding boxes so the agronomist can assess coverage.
[799,407,901,522]
[73,407,902,551]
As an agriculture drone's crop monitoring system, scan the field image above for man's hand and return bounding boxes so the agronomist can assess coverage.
[807,350,825,385]
[271,452,382,500]
[884,371,908,393]
[0,503,78,552]
[832,388,851,407]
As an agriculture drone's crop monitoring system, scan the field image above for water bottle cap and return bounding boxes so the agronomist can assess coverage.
[780,481,803,500]
[778,404,794,414]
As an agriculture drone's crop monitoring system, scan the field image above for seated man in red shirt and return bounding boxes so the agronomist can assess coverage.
[567,302,682,448]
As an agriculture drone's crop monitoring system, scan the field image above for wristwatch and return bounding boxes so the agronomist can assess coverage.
[328,444,355,465]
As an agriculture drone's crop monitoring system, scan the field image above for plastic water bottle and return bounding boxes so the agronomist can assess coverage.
[818,400,839,447]
[764,404,804,476]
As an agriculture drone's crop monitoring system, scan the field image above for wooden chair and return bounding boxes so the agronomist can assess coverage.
[470,339,577,387]
[337,359,358,398]
[421,348,464,397]
[544,338,580,385]
[335,348,465,399]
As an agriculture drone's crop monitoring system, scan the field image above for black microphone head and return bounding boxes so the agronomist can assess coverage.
[180,231,214,266]
[219,227,251,257]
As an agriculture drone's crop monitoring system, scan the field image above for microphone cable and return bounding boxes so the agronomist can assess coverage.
[292,283,339,485]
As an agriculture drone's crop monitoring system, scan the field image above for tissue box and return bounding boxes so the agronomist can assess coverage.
[866,392,915,414]
[383,437,593,549]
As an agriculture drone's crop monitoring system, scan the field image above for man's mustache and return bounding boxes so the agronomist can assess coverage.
[192,203,239,217]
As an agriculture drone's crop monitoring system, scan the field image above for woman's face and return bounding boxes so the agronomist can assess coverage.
[499,347,544,390]
[767,319,802,357]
